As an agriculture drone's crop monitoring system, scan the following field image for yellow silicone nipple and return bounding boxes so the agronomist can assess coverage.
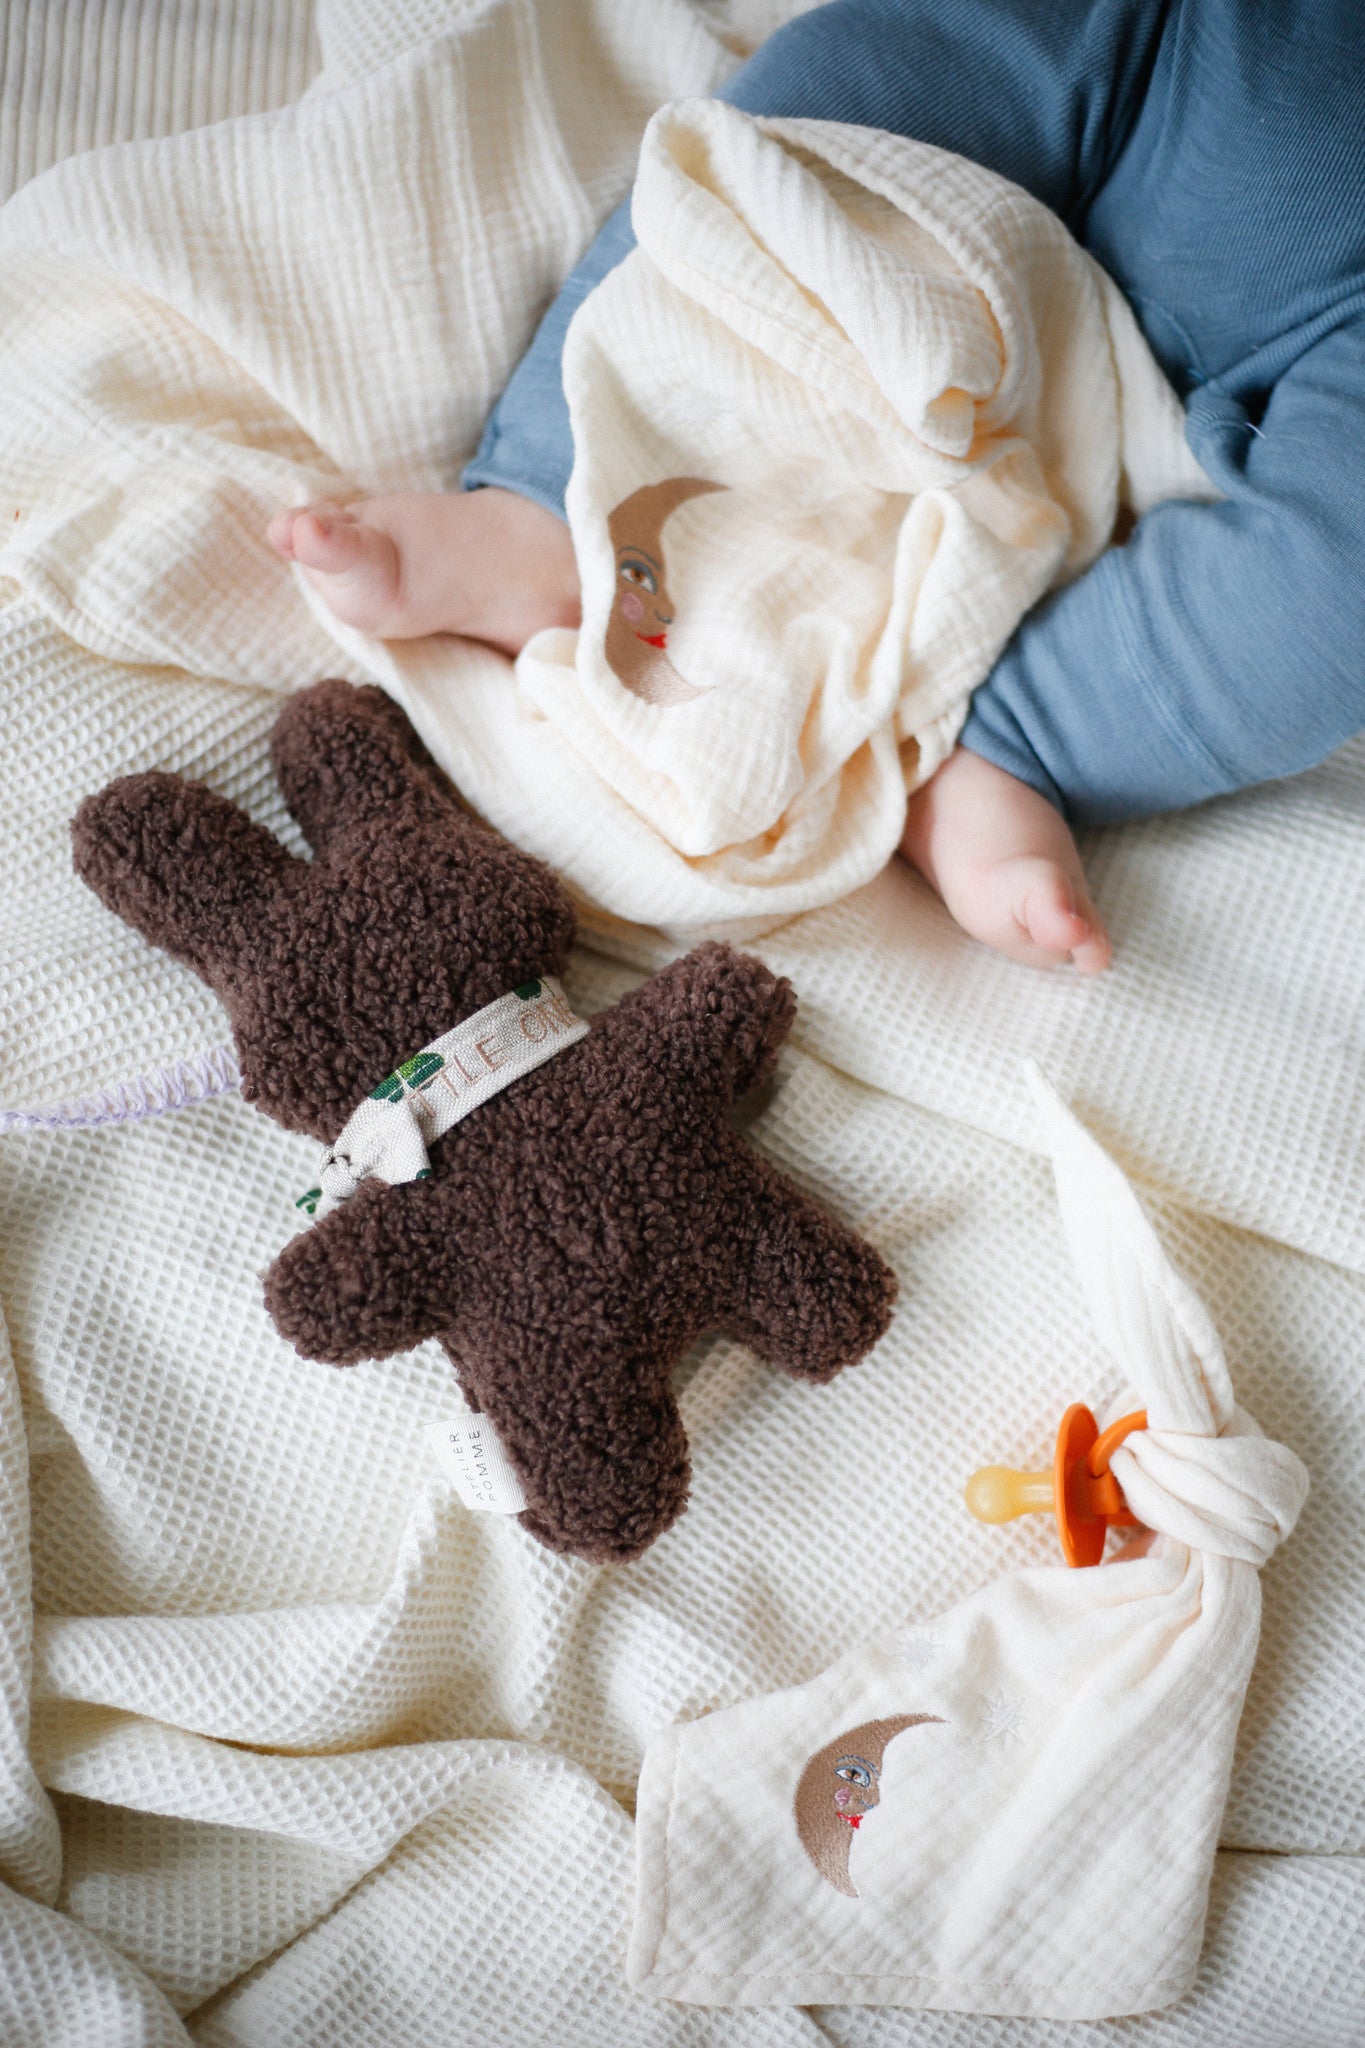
[963,1466,1056,1524]
[961,1466,1055,1531]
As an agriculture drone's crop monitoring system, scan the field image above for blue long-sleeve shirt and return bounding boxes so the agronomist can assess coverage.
[464,0,1365,825]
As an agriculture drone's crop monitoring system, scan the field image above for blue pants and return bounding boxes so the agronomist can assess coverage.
[464,0,1365,825]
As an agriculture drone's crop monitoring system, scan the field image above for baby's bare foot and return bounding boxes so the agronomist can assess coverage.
[901,747,1112,973]
[268,503,404,631]
[959,851,1112,973]
[267,487,581,655]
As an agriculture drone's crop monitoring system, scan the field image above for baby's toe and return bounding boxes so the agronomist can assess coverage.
[285,509,403,632]
[266,508,301,557]
[267,502,358,563]
[288,507,367,573]
[1014,865,1110,971]
[1068,925,1113,976]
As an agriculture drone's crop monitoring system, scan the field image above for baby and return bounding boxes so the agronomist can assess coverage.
[269,0,1365,973]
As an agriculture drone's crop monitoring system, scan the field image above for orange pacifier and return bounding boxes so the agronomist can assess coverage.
[964,1405,1148,1566]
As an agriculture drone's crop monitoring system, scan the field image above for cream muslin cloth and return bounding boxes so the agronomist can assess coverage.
[628,1070,1308,2017]
[331,97,1214,938]
[514,99,1215,933]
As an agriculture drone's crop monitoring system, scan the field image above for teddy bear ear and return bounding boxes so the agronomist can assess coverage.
[270,679,470,861]
[72,772,295,988]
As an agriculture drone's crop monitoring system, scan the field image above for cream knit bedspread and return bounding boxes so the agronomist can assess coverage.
[0,3,1362,2043]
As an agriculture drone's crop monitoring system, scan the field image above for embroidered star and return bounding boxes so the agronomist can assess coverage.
[895,1630,945,1672]
[977,1690,1027,1746]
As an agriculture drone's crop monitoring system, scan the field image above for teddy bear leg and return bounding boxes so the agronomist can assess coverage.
[466,1338,690,1565]
[717,1156,898,1384]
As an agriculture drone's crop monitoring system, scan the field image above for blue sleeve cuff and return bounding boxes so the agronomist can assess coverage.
[957,697,1068,816]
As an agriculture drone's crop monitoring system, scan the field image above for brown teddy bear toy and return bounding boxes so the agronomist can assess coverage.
[72,681,897,1563]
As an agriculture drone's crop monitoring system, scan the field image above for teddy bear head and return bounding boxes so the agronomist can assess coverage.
[71,681,577,1141]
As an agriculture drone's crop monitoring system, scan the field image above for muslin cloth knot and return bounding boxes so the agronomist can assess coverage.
[1025,1060,1310,1574]
[317,1095,429,1213]
[1112,1407,1308,1567]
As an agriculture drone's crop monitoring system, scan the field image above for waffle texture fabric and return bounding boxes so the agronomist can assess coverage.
[0,2,1363,2044]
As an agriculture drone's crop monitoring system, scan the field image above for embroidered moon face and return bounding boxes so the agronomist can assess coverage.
[604,477,724,705]
[793,1713,943,1897]
[832,1750,879,1821]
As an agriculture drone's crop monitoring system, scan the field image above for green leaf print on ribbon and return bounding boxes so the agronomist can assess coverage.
[398,1051,445,1088]
[369,1050,445,1101]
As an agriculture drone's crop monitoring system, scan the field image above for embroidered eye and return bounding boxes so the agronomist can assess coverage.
[834,1761,872,1789]
[617,553,658,595]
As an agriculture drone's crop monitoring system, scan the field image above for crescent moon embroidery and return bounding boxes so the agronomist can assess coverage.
[604,477,725,705]
[793,1713,944,1898]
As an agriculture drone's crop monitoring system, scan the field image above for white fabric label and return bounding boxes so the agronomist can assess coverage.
[299,977,589,1217]
[426,1415,528,1514]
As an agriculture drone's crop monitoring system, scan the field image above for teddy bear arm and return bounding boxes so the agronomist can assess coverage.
[71,773,295,987]
[713,1153,898,1384]
[263,1184,464,1367]
[613,942,796,1103]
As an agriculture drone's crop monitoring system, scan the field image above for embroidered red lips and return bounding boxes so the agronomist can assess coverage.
[793,1714,944,1897]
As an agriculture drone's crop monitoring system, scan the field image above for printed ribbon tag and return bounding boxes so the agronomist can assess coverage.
[297,977,588,1217]
[426,1414,528,1514]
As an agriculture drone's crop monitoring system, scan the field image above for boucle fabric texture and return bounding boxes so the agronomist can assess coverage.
[628,1073,1308,2017]
[508,98,1213,932]
[1,1,1363,2042]
[72,680,895,1564]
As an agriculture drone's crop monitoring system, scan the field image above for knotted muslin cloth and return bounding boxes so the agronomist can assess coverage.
[500,100,1216,937]
[627,1066,1308,2019]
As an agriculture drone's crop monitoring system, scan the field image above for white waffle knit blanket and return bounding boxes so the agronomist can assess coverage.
[1,4,1363,2046]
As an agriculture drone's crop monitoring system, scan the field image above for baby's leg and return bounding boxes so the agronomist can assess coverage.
[901,749,1111,973]
[267,488,578,653]
[908,315,1365,964]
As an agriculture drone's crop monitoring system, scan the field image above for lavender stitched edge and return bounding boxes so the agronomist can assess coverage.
[0,1044,241,1134]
